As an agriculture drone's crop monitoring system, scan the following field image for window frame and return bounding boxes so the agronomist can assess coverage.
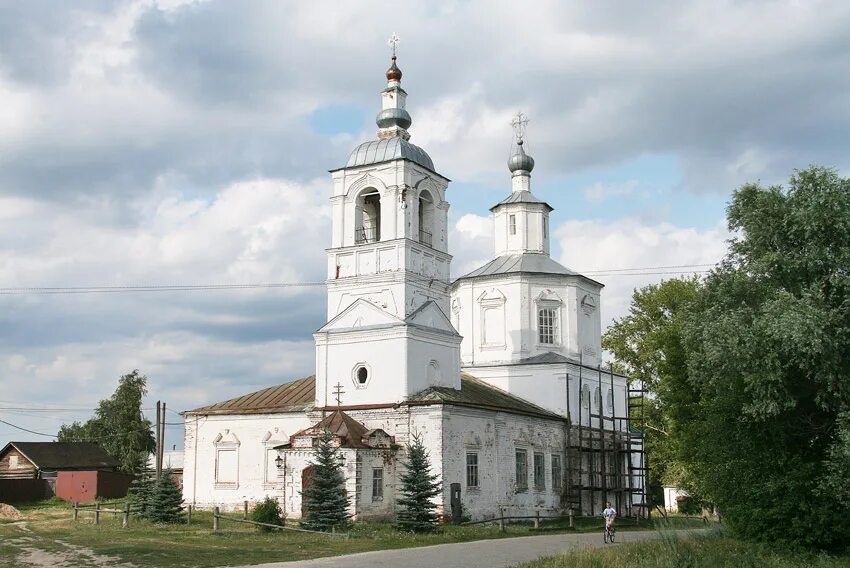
[537,306,558,345]
[551,454,562,493]
[533,452,545,491]
[509,214,517,235]
[372,467,384,501]
[466,452,479,489]
[515,449,528,492]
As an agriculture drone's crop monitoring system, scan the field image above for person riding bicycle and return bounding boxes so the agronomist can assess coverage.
[602,501,617,533]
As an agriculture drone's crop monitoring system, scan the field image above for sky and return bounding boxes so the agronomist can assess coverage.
[2,0,849,445]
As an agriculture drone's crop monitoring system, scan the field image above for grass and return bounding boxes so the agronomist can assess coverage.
[519,528,850,568]
[0,501,708,567]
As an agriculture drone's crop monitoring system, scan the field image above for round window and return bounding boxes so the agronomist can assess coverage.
[356,366,368,385]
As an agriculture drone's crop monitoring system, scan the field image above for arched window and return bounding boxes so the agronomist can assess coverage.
[607,389,615,416]
[581,384,591,409]
[593,387,602,409]
[355,189,381,243]
[418,189,434,246]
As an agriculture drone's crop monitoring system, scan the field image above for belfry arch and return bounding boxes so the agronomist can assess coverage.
[418,189,435,246]
[354,188,381,243]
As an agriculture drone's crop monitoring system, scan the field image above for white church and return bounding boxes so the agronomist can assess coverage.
[182,48,645,522]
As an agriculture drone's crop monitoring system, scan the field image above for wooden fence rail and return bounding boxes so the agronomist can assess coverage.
[212,506,349,538]
[72,501,132,528]
[461,509,576,531]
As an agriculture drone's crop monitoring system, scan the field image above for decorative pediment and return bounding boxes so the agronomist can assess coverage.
[347,173,387,197]
[362,428,395,449]
[406,301,456,333]
[262,428,286,445]
[477,288,506,306]
[535,289,563,305]
[213,430,240,447]
[318,298,403,332]
[581,294,598,315]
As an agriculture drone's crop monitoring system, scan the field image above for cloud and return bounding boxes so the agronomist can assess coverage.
[1,0,848,442]
[555,217,730,328]
[583,180,639,204]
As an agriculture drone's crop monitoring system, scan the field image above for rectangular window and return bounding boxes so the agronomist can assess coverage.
[515,449,528,491]
[534,453,545,490]
[538,307,557,344]
[9,455,19,469]
[551,454,562,492]
[372,467,384,501]
[466,452,479,488]
[509,214,516,235]
[543,217,548,238]
[215,449,238,484]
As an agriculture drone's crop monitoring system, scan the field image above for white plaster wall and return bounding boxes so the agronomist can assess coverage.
[493,203,550,256]
[466,362,629,430]
[278,405,444,520]
[182,411,311,511]
[441,406,567,520]
[453,274,602,368]
[315,326,461,408]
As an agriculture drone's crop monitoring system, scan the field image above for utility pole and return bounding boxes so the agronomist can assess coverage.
[160,401,167,475]
[155,400,162,480]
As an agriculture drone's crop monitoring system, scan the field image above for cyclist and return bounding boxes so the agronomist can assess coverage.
[602,501,617,541]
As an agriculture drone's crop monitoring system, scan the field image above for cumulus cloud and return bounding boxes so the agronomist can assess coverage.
[1,0,847,441]
[555,217,730,328]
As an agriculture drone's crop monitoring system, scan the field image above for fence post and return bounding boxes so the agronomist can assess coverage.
[498,507,505,532]
[123,502,130,529]
[243,500,248,520]
[213,506,220,532]
[569,508,574,529]
[72,501,78,522]
[94,502,100,525]
[534,511,540,529]
[187,504,192,525]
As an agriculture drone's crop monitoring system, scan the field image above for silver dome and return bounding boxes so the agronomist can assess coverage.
[376,107,412,129]
[508,140,535,173]
[346,137,435,171]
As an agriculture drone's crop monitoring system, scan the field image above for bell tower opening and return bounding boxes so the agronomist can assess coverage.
[355,188,381,244]
[418,189,434,247]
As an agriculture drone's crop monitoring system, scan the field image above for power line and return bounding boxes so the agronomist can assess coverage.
[0,263,716,296]
[0,418,57,438]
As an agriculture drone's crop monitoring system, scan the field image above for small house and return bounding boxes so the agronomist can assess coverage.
[0,441,129,503]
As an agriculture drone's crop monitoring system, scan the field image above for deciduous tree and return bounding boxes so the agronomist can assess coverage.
[58,370,156,475]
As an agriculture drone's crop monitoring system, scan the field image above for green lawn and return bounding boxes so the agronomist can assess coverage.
[0,501,708,568]
[519,529,850,568]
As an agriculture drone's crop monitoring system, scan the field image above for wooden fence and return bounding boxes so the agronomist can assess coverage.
[212,504,349,538]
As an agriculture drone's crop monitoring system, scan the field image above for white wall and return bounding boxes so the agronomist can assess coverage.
[452,274,603,368]
[182,411,311,511]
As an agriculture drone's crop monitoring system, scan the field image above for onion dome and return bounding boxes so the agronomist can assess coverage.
[376,107,412,130]
[508,139,535,173]
[386,56,402,82]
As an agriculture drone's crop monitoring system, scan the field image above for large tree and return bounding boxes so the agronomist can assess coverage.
[602,277,700,495]
[676,167,850,550]
[58,370,156,475]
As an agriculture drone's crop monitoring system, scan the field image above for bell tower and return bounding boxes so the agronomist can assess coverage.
[314,36,461,408]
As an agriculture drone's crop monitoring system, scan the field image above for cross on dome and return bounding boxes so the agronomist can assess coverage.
[388,32,400,57]
[511,111,529,143]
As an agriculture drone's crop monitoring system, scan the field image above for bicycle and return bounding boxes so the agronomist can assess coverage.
[603,522,615,543]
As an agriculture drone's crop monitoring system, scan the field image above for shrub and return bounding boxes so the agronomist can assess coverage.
[251,497,285,532]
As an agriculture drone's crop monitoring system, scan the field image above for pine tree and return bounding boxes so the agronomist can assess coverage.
[395,433,441,532]
[127,469,155,519]
[300,429,351,531]
[145,469,184,523]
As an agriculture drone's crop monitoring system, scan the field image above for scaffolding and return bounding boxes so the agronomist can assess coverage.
[562,355,649,519]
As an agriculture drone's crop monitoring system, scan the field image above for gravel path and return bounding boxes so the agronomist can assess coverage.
[235,528,704,568]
